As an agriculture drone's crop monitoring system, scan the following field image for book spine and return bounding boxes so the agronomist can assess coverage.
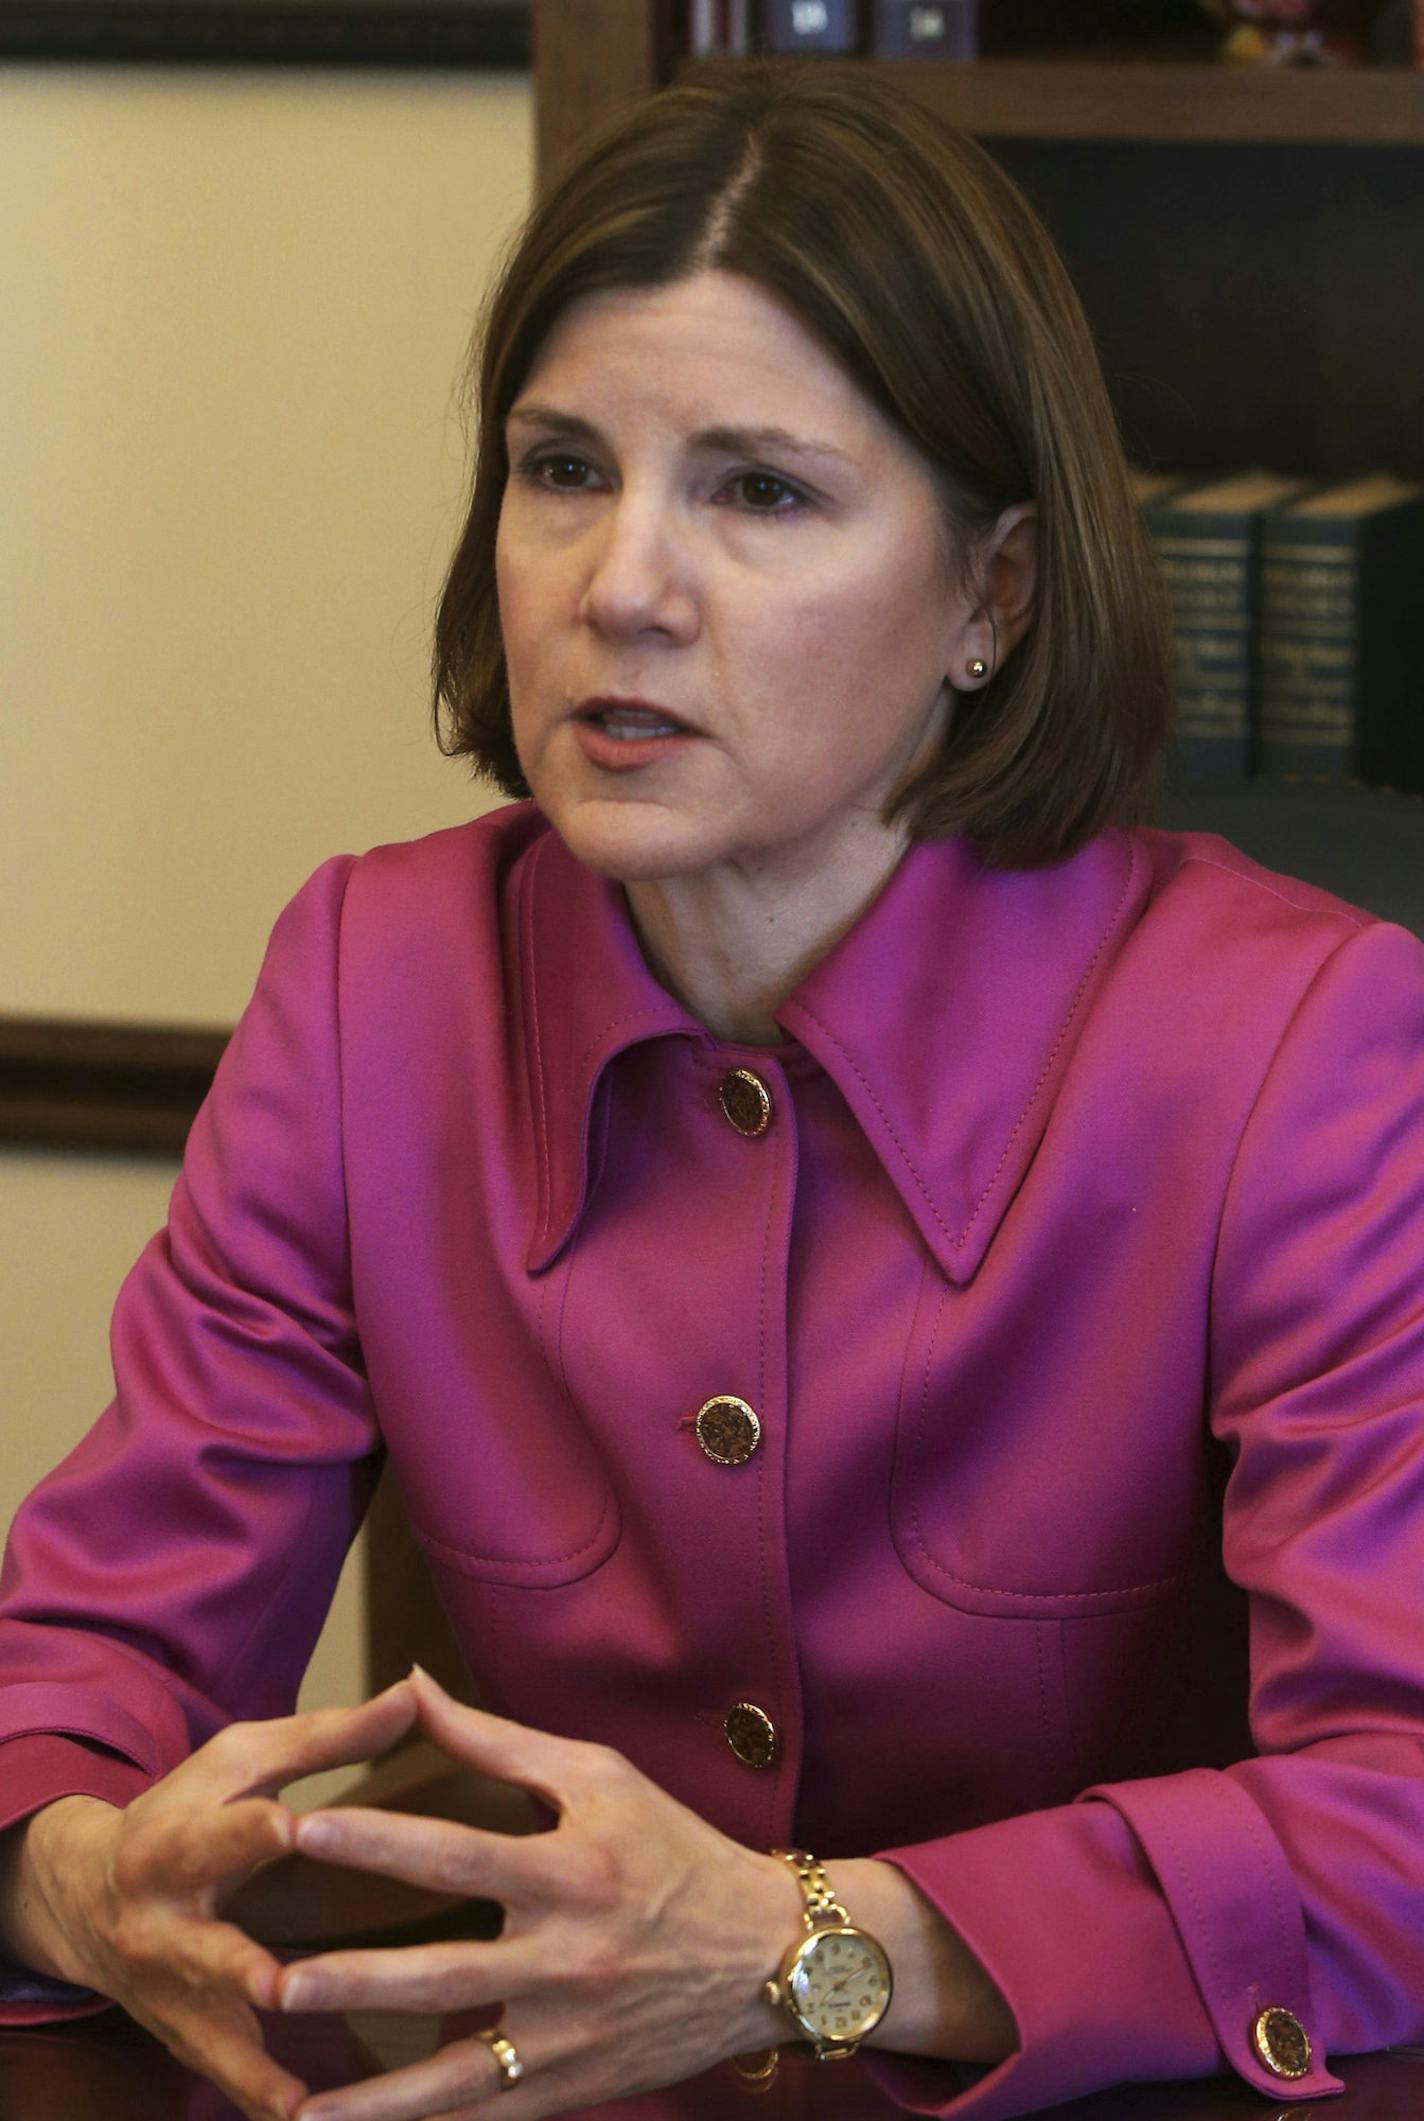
[1146,514,1257,782]
[870,2,977,55]
[729,0,754,52]
[686,1,754,54]
[688,0,716,52]
[1257,528,1357,782]
[764,0,863,53]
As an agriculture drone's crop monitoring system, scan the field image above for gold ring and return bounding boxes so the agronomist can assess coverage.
[479,2028,526,2092]
[731,2048,780,2092]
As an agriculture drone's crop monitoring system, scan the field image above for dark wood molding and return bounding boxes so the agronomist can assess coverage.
[0,1,530,67]
[0,1015,230,1156]
[675,54,1424,150]
[531,0,672,189]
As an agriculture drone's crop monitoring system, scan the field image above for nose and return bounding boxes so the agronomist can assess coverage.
[577,495,698,643]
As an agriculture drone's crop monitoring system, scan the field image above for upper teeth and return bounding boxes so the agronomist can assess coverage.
[601,709,679,737]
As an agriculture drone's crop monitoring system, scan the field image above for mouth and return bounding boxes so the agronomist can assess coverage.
[574,696,697,742]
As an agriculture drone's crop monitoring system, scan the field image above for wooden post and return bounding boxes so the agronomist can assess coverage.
[531,0,675,192]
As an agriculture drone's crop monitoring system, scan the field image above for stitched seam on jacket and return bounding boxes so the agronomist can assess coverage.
[1180,852,1371,928]
[1235,1784,1306,1998]
[955,851,1138,1246]
[577,1007,689,1070]
[1151,1805,1235,2038]
[1035,1624,1051,1785]
[756,1111,784,1846]
[907,1274,1187,1599]
[793,999,954,1239]
[412,1494,616,1571]
[524,842,554,1244]
[794,847,1138,1250]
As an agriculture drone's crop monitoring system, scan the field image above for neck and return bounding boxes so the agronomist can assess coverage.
[624,829,911,1046]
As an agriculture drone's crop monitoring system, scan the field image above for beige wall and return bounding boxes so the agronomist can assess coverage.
[1,63,533,1779]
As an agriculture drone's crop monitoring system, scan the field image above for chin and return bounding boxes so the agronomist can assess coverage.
[543,798,728,885]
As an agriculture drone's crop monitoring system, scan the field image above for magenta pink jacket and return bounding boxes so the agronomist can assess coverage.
[3,805,1424,2115]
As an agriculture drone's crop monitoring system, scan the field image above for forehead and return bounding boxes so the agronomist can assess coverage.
[512,270,894,456]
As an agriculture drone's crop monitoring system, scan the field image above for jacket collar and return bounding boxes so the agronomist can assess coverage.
[517,819,1147,1284]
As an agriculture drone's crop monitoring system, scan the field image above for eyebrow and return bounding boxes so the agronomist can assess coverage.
[505,402,857,470]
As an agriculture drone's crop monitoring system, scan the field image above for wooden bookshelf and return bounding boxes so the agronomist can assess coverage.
[680,54,1424,148]
[532,8,1424,177]
[533,5,1424,481]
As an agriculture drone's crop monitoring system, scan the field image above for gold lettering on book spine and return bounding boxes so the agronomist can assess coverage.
[1261,535,1358,757]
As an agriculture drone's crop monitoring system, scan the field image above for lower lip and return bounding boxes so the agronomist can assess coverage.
[572,718,700,772]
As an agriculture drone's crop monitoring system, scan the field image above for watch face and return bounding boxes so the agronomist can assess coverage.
[788,1926,892,2043]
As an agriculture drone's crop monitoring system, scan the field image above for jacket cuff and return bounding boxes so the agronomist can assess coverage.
[864,1792,1333,2118]
[0,1732,153,1838]
[1086,1770,1342,2101]
[0,1733,152,2025]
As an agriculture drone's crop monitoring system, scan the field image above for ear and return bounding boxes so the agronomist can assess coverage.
[954,502,1038,687]
[983,502,1037,647]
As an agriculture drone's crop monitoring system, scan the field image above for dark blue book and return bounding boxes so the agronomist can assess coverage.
[1143,469,1310,786]
[764,0,863,52]
[1259,474,1424,793]
[871,1,977,54]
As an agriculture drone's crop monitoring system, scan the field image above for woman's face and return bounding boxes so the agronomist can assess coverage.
[496,269,983,890]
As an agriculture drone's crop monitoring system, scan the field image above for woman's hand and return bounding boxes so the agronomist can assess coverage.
[276,1667,799,2121]
[0,1681,418,2121]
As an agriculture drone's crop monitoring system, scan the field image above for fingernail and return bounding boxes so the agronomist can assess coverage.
[295,1815,337,1856]
[281,1974,312,2013]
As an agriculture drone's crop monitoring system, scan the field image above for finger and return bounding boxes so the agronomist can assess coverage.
[181,1683,420,1806]
[116,1949,310,2120]
[277,1936,510,2016]
[159,1996,311,2121]
[408,1670,588,1810]
[292,1808,546,1903]
[132,1908,291,2014]
[296,2026,535,2121]
[184,2026,308,2121]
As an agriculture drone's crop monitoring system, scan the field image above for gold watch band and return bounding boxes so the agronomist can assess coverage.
[772,1847,849,1930]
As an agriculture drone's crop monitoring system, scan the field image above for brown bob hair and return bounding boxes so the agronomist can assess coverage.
[432,61,1173,868]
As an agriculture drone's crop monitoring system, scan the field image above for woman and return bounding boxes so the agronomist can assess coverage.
[2,56,1423,2121]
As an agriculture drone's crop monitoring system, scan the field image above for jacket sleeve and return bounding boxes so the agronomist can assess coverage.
[867,916,1424,2117]
[0,854,383,2013]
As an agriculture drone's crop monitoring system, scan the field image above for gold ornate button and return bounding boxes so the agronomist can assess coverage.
[724,1702,778,1768]
[1251,2007,1311,2080]
[718,1069,773,1138]
[695,1396,762,1466]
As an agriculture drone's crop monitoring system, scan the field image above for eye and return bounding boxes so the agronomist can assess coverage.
[517,449,599,492]
[725,471,807,515]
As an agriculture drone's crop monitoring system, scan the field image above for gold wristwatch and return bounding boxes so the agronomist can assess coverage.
[763,1848,893,2060]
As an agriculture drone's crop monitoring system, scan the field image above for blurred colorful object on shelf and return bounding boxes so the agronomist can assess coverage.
[1197,0,1391,61]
